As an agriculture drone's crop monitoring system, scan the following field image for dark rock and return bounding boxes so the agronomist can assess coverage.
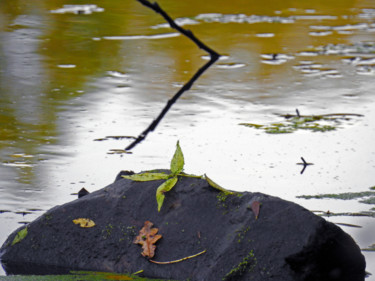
[78,188,90,198]
[0,170,366,280]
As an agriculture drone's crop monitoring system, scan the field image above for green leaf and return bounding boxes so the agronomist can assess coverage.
[156,177,178,212]
[12,227,28,246]
[205,174,234,195]
[122,172,169,181]
[170,141,184,175]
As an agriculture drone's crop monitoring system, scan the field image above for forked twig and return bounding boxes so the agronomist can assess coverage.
[297,157,314,174]
[125,0,220,151]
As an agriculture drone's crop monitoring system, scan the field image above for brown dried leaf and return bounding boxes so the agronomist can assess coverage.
[134,221,162,258]
[251,201,261,220]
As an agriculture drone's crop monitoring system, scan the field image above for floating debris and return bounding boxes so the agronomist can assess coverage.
[297,186,375,218]
[240,112,363,134]
[261,53,294,65]
[15,211,32,216]
[94,135,136,141]
[362,243,375,252]
[107,149,132,155]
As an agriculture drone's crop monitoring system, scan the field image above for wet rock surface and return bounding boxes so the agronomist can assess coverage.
[0,171,366,280]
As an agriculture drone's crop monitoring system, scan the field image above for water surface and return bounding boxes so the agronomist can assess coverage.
[1,0,375,277]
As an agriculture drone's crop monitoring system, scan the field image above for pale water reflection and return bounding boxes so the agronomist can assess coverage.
[1,0,375,277]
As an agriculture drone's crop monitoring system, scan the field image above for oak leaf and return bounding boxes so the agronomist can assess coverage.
[134,221,162,258]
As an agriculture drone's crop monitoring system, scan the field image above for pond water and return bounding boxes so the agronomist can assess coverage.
[1,0,375,278]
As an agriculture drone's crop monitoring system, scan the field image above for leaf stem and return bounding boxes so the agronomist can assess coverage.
[178,173,205,179]
[149,249,207,264]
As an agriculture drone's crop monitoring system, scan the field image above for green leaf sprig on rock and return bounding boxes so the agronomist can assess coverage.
[122,141,234,212]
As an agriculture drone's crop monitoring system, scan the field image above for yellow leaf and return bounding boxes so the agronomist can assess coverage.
[73,218,96,228]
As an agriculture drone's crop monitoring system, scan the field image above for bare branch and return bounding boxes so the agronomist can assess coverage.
[125,0,220,151]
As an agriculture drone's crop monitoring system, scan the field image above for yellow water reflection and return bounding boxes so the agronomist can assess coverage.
[1,0,374,188]
[0,2,374,189]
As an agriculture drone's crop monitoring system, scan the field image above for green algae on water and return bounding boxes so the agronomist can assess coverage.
[297,191,375,202]
[240,113,362,134]
[297,187,375,218]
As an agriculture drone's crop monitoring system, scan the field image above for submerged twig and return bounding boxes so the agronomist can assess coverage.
[149,249,207,264]
[297,157,313,174]
[125,0,220,151]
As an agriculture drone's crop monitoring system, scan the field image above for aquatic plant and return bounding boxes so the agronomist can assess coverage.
[122,141,234,211]
[240,111,363,134]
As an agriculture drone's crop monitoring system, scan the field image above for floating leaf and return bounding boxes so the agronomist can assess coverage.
[251,201,261,219]
[73,218,96,228]
[12,227,28,245]
[205,174,234,195]
[122,172,169,181]
[170,141,184,175]
[134,221,162,258]
[156,177,178,212]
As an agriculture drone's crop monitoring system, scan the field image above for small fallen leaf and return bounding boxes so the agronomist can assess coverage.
[73,218,96,228]
[134,221,162,258]
[156,177,178,212]
[12,227,28,246]
[251,201,261,219]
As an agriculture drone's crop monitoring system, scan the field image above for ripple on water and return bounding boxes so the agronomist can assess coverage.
[201,55,229,61]
[255,33,275,38]
[310,22,372,35]
[216,63,246,69]
[152,13,294,27]
[2,161,33,168]
[50,4,104,15]
[298,42,375,58]
[260,53,294,65]
[152,18,200,29]
[107,71,129,78]
[102,33,180,40]
[293,62,341,78]
[356,66,375,75]
[309,31,333,37]
[57,64,76,68]
[358,9,375,22]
